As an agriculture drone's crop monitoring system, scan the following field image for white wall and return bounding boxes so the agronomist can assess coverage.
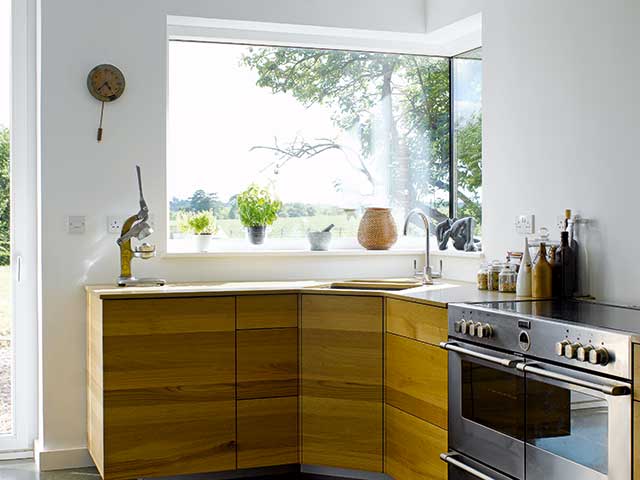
[37,0,475,464]
[482,0,640,305]
[425,0,481,33]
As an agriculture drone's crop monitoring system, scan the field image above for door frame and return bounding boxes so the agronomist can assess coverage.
[0,0,38,455]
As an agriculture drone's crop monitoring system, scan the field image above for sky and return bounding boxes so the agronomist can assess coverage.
[0,0,10,129]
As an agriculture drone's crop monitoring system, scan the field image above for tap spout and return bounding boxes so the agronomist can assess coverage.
[403,208,434,285]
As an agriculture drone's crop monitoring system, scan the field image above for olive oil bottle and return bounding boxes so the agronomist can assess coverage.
[532,242,553,298]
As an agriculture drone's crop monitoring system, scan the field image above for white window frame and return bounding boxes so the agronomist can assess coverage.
[165,17,481,255]
[0,0,38,457]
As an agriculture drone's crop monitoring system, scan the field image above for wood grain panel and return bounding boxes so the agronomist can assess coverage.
[102,296,235,336]
[237,396,298,469]
[385,405,447,480]
[634,344,640,400]
[237,294,298,329]
[386,298,448,346]
[104,387,235,480]
[301,294,383,472]
[237,328,298,399]
[100,298,236,480]
[302,396,382,472]
[87,292,104,476]
[386,333,448,429]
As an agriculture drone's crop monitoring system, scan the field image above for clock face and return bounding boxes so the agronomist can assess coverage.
[87,64,125,102]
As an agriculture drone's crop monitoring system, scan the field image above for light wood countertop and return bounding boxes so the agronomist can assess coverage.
[86,279,532,307]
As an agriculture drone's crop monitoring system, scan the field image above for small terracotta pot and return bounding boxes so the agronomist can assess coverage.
[357,208,398,250]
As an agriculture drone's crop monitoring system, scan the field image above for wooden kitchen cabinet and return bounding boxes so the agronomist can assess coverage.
[385,404,448,480]
[237,328,298,399]
[237,294,298,329]
[237,396,298,469]
[386,332,448,429]
[88,296,237,480]
[300,294,384,472]
[386,298,448,345]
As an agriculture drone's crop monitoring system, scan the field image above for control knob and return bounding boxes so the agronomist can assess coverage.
[589,347,610,366]
[564,342,582,359]
[576,345,594,362]
[555,340,570,356]
[468,322,481,337]
[455,319,468,334]
[476,323,493,338]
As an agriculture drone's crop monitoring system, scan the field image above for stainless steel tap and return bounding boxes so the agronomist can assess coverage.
[403,208,441,285]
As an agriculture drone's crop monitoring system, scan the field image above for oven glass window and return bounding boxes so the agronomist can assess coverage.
[461,360,525,439]
[526,379,608,474]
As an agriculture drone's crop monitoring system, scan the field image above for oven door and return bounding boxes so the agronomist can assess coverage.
[441,450,514,480]
[521,362,631,480]
[443,341,526,480]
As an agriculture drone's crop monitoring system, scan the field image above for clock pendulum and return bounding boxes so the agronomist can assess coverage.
[86,64,126,142]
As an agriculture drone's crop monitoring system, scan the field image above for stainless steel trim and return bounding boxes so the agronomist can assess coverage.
[516,363,631,396]
[440,453,498,480]
[440,342,522,368]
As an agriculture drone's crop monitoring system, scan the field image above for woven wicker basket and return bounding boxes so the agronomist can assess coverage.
[357,208,398,250]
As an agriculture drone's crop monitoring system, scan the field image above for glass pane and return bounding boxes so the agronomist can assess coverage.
[526,380,608,474]
[0,0,12,436]
[167,41,450,251]
[453,55,482,235]
[461,360,524,439]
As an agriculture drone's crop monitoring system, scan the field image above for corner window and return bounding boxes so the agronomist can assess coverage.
[167,41,481,252]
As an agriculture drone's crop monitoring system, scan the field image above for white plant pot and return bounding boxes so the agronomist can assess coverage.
[193,234,212,252]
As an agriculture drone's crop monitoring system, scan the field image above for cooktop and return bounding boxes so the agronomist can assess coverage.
[471,299,640,336]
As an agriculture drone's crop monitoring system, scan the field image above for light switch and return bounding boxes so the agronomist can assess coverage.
[67,215,86,234]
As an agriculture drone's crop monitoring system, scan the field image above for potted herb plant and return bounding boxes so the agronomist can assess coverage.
[177,210,218,252]
[237,184,282,245]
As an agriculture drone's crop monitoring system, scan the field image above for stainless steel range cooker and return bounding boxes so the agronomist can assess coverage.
[440,299,639,480]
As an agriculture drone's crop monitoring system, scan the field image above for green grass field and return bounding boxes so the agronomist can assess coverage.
[0,266,10,336]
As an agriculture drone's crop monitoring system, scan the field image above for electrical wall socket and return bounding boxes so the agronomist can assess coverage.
[107,216,124,234]
[515,214,535,235]
[67,215,86,234]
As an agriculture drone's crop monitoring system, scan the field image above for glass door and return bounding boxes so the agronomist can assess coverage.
[523,363,631,480]
[0,0,37,455]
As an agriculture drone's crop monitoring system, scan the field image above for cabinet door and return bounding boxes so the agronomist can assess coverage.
[386,298,448,346]
[237,396,298,469]
[301,294,383,472]
[386,333,448,429]
[385,405,448,480]
[237,328,298,399]
[102,297,236,480]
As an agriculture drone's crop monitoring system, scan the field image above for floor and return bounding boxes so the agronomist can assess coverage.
[0,461,349,480]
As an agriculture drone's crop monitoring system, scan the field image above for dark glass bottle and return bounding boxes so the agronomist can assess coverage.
[555,231,575,297]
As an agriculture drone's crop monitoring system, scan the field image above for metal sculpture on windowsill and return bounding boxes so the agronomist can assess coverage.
[435,217,481,252]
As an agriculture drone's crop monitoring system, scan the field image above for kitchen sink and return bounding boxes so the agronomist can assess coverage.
[323,279,424,291]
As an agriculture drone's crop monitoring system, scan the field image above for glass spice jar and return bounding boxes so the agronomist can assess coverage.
[499,263,517,293]
[477,264,489,290]
[487,262,503,291]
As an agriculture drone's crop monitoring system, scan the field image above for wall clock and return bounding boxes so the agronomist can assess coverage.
[87,64,126,142]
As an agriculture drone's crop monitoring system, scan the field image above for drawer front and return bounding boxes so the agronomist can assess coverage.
[237,294,298,329]
[386,333,448,429]
[386,298,447,346]
[103,297,235,336]
[385,404,448,480]
[634,345,640,401]
[237,328,298,399]
[237,396,298,468]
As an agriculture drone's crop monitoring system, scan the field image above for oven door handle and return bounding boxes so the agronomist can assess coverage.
[440,342,521,368]
[440,452,499,480]
[516,363,631,396]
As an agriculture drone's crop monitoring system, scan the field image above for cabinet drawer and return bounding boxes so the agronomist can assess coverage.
[237,294,298,329]
[103,297,235,336]
[385,405,447,480]
[237,328,298,399]
[386,298,447,346]
[386,333,448,429]
[237,396,298,468]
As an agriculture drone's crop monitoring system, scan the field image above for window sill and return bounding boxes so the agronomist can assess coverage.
[162,248,484,259]
[162,248,426,259]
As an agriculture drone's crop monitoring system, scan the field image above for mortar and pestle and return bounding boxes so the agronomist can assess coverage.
[308,224,335,251]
